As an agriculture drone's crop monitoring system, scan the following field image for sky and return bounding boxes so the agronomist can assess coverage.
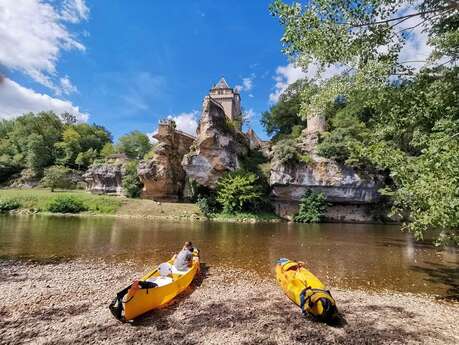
[0,0,433,141]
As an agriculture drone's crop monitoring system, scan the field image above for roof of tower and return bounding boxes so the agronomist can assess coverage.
[213,77,230,89]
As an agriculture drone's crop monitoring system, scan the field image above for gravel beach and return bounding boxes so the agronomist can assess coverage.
[0,260,458,345]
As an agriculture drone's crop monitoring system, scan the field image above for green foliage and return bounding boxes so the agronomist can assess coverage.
[216,170,264,213]
[0,112,113,179]
[116,131,152,160]
[122,161,142,198]
[317,109,369,165]
[272,138,299,165]
[143,147,157,160]
[41,165,74,192]
[270,0,459,244]
[46,195,88,214]
[55,123,112,169]
[0,199,21,212]
[262,80,315,141]
[298,154,313,165]
[196,195,219,216]
[294,190,328,223]
[100,143,115,158]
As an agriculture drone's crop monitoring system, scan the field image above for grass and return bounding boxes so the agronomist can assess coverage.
[0,189,278,223]
[209,211,280,223]
[0,188,123,214]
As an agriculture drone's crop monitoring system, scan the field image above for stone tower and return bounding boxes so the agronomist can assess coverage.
[208,77,242,129]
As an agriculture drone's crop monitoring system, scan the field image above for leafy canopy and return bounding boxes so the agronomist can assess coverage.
[216,170,264,213]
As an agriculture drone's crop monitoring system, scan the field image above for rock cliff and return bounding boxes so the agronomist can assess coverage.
[270,114,383,222]
[182,97,250,189]
[83,161,124,195]
[137,120,194,200]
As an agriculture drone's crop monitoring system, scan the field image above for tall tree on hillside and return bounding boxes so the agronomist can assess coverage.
[270,0,459,244]
[261,79,316,141]
[116,131,152,160]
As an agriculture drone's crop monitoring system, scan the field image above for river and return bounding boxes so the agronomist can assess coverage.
[0,215,457,298]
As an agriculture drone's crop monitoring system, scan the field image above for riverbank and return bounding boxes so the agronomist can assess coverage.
[0,189,281,223]
[1,260,457,345]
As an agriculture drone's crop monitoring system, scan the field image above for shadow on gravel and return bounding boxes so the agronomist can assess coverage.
[410,261,459,301]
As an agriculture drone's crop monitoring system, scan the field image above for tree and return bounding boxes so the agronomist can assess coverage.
[41,165,74,192]
[270,0,459,244]
[261,80,312,141]
[55,123,112,168]
[116,131,152,160]
[100,143,115,158]
[294,190,328,223]
[122,161,143,198]
[216,170,264,213]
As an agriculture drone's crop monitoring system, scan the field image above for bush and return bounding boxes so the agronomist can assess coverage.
[299,154,313,165]
[293,190,328,223]
[122,161,142,198]
[46,195,88,214]
[272,138,299,165]
[0,199,21,212]
[41,165,74,191]
[196,195,219,216]
[216,170,264,213]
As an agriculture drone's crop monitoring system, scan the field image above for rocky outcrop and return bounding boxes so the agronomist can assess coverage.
[138,120,195,200]
[270,114,383,222]
[83,162,124,195]
[182,97,250,189]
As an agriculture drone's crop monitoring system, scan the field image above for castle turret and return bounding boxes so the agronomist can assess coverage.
[208,77,242,129]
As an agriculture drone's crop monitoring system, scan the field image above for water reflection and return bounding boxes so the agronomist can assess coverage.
[0,215,457,296]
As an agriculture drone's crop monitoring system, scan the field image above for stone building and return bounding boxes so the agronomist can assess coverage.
[207,77,242,129]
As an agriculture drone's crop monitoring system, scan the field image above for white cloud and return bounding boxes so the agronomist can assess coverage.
[269,64,306,103]
[269,62,344,103]
[0,76,88,121]
[0,0,88,92]
[59,76,78,95]
[60,0,89,23]
[146,131,158,144]
[243,108,255,122]
[166,111,199,136]
[396,4,434,71]
[235,75,254,93]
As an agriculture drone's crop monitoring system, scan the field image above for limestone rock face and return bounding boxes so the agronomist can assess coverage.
[182,97,249,189]
[138,120,194,200]
[270,114,383,221]
[83,163,124,195]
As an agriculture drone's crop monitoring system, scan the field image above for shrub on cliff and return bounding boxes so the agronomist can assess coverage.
[272,138,299,165]
[216,170,263,213]
[46,195,87,214]
[294,190,328,223]
[122,161,143,198]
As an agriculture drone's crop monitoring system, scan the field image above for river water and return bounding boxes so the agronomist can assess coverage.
[0,215,457,298]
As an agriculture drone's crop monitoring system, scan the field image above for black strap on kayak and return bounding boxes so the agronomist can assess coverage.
[109,281,158,322]
[299,287,309,315]
[300,287,334,316]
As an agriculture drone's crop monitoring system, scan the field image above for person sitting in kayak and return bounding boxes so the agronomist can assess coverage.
[173,241,194,271]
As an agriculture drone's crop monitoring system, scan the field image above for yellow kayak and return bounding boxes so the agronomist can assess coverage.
[110,249,200,321]
[275,258,337,322]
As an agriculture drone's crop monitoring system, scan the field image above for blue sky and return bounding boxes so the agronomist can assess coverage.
[0,0,432,141]
[0,0,301,140]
